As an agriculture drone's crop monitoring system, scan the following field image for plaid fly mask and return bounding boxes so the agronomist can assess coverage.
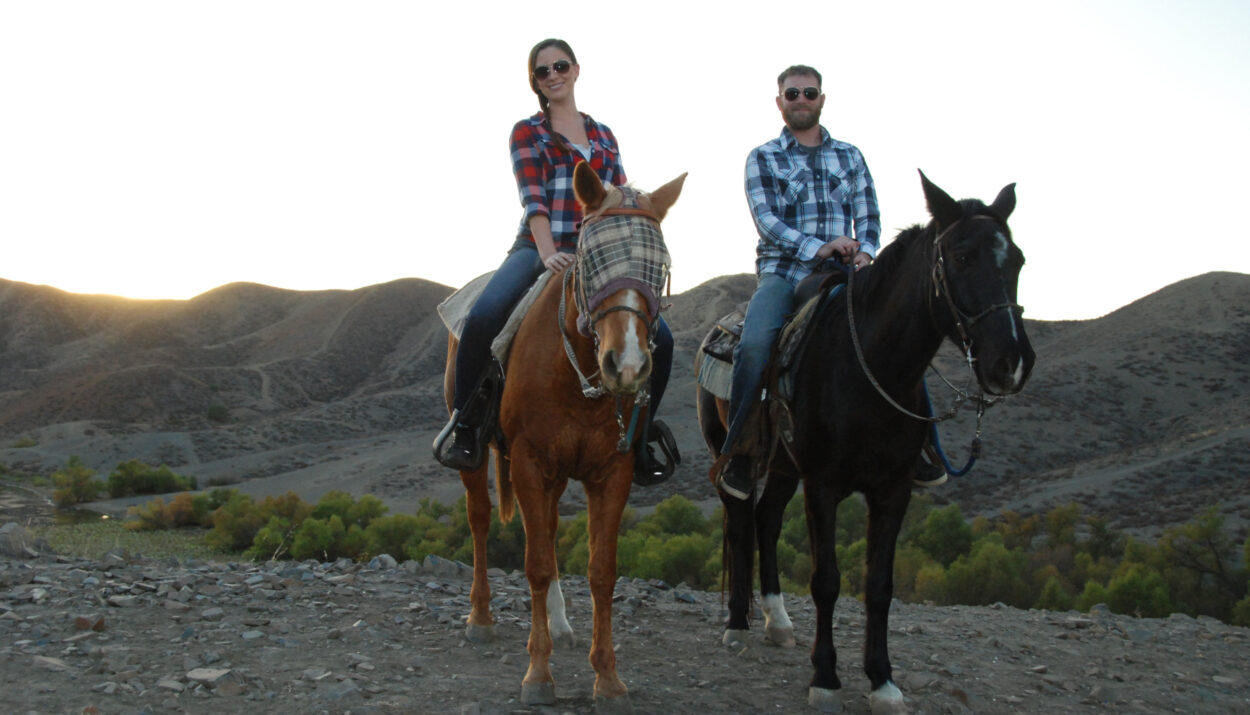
[574,186,671,339]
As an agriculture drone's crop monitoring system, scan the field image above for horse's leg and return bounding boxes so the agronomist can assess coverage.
[543,486,575,649]
[756,470,799,648]
[803,479,844,712]
[720,484,755,647]
[863,483,911,715]
[583,471,632,712]
[460,458,496,642]
[512,453,559,706]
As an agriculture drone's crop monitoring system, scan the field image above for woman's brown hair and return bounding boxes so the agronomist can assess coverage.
[528,38,577,154]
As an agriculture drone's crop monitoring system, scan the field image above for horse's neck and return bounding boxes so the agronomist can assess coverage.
[842,245,945,386]
[543,272,598,386]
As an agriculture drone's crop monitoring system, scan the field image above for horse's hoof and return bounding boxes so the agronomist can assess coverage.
[808,687,844,713]
[722,629,749,648]
[868,682,907,714]
[521,680,557,706]
[594,692,634,714]
[765,624,796,648]
[465,623,495,643]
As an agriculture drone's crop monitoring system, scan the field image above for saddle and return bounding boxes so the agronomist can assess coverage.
[435,271,554,457]
[436,270,553,366]
[697,269,849,478]
[696,268,848,402]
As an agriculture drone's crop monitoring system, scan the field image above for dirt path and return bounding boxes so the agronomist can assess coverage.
[2,542,1248,714]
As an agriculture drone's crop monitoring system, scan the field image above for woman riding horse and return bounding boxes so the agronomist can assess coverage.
[433,38,678,484]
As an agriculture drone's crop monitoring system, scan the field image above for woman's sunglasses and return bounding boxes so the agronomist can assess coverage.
[533,60,572,80]
[783,87,821,102]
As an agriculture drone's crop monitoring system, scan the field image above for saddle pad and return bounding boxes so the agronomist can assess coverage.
[695,307,745,400]
[435,270,553,366]
[436,271,495,340]
[776,284,843,401]
[490,272,551,365]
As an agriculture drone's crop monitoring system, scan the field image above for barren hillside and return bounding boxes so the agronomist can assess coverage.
[1,272,1247,539]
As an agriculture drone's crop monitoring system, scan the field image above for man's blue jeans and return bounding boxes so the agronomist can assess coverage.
[721,273,795,454]
[454,244,673,415]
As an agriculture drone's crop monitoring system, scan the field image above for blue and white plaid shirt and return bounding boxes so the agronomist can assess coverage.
[744,126,880,284]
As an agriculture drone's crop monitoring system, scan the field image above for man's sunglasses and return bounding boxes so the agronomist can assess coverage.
[783,87,821,102]
[533,60,572,79]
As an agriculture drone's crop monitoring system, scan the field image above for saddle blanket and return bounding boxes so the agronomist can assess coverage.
[436,270,553,367]
[695,308,744,401]
[695,285,843,402]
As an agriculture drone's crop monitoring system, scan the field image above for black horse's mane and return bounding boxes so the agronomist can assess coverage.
[856,198,998,306]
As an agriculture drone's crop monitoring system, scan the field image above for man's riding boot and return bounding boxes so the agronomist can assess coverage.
[716,454,754,500]
[433,408,485,471]
[913,442,949,488]
[634,419,680,486]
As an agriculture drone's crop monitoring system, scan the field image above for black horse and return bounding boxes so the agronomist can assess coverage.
[697,171,1035,713]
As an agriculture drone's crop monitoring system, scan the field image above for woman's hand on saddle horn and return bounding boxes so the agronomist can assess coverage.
[543,252,575,275]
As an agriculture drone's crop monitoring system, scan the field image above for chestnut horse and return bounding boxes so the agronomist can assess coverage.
[697,172,1034,713]
[443,161,685,711]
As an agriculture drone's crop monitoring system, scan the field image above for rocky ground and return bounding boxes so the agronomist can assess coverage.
[2,524,1249,715]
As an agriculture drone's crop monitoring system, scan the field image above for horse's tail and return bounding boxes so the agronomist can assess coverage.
[493,448,516,525]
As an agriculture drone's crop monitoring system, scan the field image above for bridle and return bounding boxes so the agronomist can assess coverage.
[575,204,667,340]
[930,214,1024,351]
[844,214,1023,424]
[556,198,670,451]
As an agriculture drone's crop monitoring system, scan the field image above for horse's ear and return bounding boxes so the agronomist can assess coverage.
[989,183,1017,221]
[573,161,607,211]
[648,172,688,221]
[918,169,962,229]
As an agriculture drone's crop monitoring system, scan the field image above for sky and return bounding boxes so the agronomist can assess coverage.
[3,1,1248,321]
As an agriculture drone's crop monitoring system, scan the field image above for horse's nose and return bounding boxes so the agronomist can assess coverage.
[602,349,650,393]
[986,345,1034,395]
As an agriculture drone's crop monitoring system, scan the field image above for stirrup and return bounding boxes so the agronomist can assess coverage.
[433,409,486,470]
[912,445,948,488]
[715,454,753,501]
[633,419,680,486]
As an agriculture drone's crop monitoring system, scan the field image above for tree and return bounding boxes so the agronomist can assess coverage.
[51,456,104,506]
[1157,508,1246,619]
[908,504,973,567]
[1035,574,1075,612]
[944,537,1031,608]
[1106,565,1173,618]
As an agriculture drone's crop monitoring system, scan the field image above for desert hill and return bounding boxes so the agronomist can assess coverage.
[1,272,1247,539]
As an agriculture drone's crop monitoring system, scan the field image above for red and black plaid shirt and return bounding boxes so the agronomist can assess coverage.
[510,112,627,251]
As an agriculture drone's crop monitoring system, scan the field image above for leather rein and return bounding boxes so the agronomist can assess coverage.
[844,214,1023,424]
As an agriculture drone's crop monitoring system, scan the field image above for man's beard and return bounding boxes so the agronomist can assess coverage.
[784,105,821,132]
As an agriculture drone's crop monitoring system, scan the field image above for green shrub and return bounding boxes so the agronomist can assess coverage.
[364,513,423,560]
[107,460,197,498]
[909,504,973,567]
[205,492,264,551]
[126,492,210,531]
[1106,564,1173,618]
[1074,580,1109,612]
[52,456,105,506]
[1035,574,1075,612]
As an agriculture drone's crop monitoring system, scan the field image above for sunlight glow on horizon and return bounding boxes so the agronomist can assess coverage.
[3,1,1248,321]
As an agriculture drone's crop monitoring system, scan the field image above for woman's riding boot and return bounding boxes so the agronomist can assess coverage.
[633,418,680,486]
[433,408,485,471]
